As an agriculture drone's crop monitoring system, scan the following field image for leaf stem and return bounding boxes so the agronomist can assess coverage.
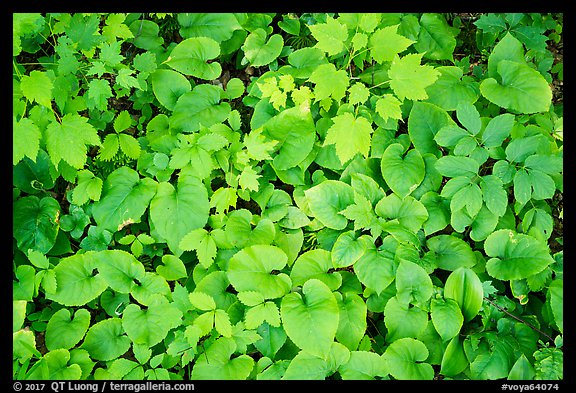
[483,296,555,342]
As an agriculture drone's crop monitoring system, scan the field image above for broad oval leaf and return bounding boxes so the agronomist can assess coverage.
[375,193,429,233]
[384,296,428,342]
[13,195,60,254]
[331,231,371,268]
[427,234,476,271]
[338,351,388,380]
[430,297,463,342]
[170,84,231,132]
[290,249,342,291]
[395,261,433,307]
[93,250,145,293]
[480,60,552,114]
[46,252,108,307]
[150,69,192,111]
[381,143,425,198]
[336,293,367,351]
[92,167,157,233]
[304,180,354,230]
[408,102,455,156]
[242,28,284,67]
[484,229,554,280]
[165,37,221,80]
[227,245,291,299]
[444,267,483,322]
[440,335,468,377]
[81,318,131,362]
[177,13,241,42]
[45,309,91,351]
[382,337,434,380]
[280,279,339,358]
[122,300,182,348]
[354,246,397,295]
[149,171,209,256]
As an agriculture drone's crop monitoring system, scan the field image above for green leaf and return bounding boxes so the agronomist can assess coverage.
[304,180,354,230]
[45,114,101,169]
[149,171,209,256]
[435,155,479,178]
[415,13,457,61]
[338,351,388,380]
[308,16,347,56]
[480,60,552,114]
[430,298,463,342]
[157,254,187,281]
[480,175,508,217]
[381,143,425,198]
[388,53,440,101]
[45,309,91,351]
[375,193,429,233]
[443,267,483,322]
[171,84,231,132]
[92,167,157,233]
[13,300,27,332]
[122,300,182,348]
[190,337,254,379]
[81,318,131,361]
[450,182,483,218]
[533,347,563,380]
[280,279,339,358]
[427,234,477,271]
[93,250,145,293]
[13,265,35,301]
[150,69,192,111]
[548,279,563,333]
[375,94,403,122]
[242,28,284,67]
[331,231,371,268]
[13,195,60,254]
[481,113,515,148]
[324,112,373,164]
[487,32,525,79]
[420,192,450,236]
[395,261,433,308]
[290,249,342,291]
[308,63,349,102]
[13,117,41,165]
[408,102,455,156]
[440,335,468,377]
[166,37,221,80]
[13,149,56,194]
[384,296,428,342]
[425,66,480,111]
[28,349,82,380]
[508,354,536,380]
[354,245,396,295]
[228,245,291,299]
[369,24,413,63]
[46,252,108,306]
[72,170,103,206]
[177,13,241,42]
[20,70,53,108]
[382,338,434,380]
[336,293,367,351]
[485,229,554,281]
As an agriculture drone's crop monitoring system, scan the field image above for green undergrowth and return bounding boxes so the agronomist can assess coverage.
[13,12,563,381]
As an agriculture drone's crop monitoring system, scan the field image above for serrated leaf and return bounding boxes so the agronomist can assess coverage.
[20,70,53,108]
[369,24,413,63]
[309,16,348,56]
[45,114,101,169]
[13,117,41,165]
[72,170,103,206]
[324,112,373,164]
[375,94,403,122]
[308,63,349,102]
[388,53,440,101]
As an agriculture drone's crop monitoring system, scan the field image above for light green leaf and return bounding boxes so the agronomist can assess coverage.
[13,117,41,165]
[45,309,91,351]
[46,252,108,306]
[308,63,349,102]
[150,69,192,111]
[72,170,103,206]
[430,298,463,342]
[382,338,434,380]
[435,155,479,178]
[375,94,403,122]
[440,335,468,377]
[20,70,53,108]
[122,300,182,348]
[485,229,554,281]
[227,245,291,299]
[92,167,157,233]
[425,66,480,111]
[280,279,339,357]
[290,249,342,291]
[375,193,429,233]
[242,28,284,67]
[415,13,457,61]
[480,60,552,114]
[381,143,425,198]
[443,267,484,322]
[408,102,455,156]
[166,37,221,80]
[395,261,433,308]
[369,24,413,63]
[427,234,476,271]
[420,192,450,236]
[13,195,60,254]
[45,114,101,169]
[389,53,440,101]
[81,318,131,362]
[149,171,209,256]
[354,245,396,295]
[336,293,367,351]
[93,250,145,294]
[171,84,231,132]
[384,296,428,342]
[177,13,241,42]
[480,175,508,217]
[481,113,515,148]
[304,180,354,230]
[331,231,371,268]
[338,351,388,380]
[508,354,536,380]
[157,254,187,281]
[309,16,348,56]
[324,112,373,164]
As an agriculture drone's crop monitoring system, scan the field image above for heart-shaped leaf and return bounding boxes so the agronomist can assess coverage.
[165,37,221,80]
[46,309,91,351]
[381,143,425,198]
